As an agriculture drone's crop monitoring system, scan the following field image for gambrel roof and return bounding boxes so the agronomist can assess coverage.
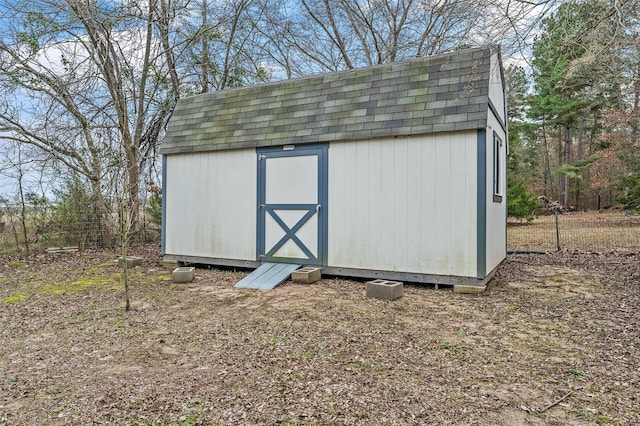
[161,46,500,154]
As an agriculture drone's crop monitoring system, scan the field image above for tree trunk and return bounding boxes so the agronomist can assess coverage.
[576,115,584,210]
[542,124,554,198]
[128,160,141,236]
[632,64,639,146]
[90,176,110,247]
[158,0,181,100]
[564,125,571,208]
[557,124,564,202]
[200,0,210,93]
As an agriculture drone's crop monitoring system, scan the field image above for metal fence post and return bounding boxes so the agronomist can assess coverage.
[555,209,561,251]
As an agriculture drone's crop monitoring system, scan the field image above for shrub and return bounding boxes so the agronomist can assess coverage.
[508,176,539,222]
[144,179,162,226]
[145,193,162,226]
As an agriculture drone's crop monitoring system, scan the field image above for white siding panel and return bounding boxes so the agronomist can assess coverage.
[450,133,473,273]
[165,149,256,260]
[353,142,368,266]
[392,140,409,272]
[486,113,508,272]
[433,134,452,269]
[378,140,396,268]
[366,141,383,268]
[418,136,437,272]
[465,130,478,271]
[328,133,477,277]
[406,137,424,271]
[328,143,346,264]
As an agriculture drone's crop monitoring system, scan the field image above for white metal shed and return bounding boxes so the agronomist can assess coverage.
[160,45,508,291]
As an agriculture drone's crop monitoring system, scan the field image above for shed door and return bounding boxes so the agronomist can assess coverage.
[257,145,328,265]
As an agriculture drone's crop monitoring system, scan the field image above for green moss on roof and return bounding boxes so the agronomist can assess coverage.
[161,46,498,154]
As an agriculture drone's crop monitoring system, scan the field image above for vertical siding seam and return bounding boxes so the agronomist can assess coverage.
[447,133,453,275]
[365,141,371,267]
[417,138,423,271]
[464,134,469,274]
[359,142,365,267]
[400,138,408,272]
[404,138,415,269]
[392,140,397,270]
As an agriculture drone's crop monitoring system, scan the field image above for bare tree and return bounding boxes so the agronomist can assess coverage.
[256,0,492,75]
[177,0,270,93]
[0,0,179,241]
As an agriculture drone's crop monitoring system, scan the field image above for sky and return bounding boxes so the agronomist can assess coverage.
[0,0,560,202]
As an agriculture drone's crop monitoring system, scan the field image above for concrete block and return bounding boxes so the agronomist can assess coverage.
[118,256,143,268]
[291,266,322,284]
[453,284,486,294]
[162,259,179,270]
[172,267,195,283]
[46,246,79,254]
[366,279,403,301]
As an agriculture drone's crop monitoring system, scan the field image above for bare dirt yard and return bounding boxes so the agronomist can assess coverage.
[1,245,639,425]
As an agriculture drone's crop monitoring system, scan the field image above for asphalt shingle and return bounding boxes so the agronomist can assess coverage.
[160,46,498,154]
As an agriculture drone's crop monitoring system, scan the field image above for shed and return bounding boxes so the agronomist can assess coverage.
[160,45,507,291]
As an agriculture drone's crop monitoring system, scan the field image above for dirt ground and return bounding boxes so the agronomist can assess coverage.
[1,245,638,425]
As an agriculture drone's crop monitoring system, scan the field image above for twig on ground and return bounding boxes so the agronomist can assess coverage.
[538,391,572,413]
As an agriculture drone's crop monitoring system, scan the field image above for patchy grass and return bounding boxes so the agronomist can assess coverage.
[1,255,148,300]
[1,294,28,304]
[0,247,639,425]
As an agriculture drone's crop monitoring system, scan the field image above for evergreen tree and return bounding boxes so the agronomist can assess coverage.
[528,0,621,210]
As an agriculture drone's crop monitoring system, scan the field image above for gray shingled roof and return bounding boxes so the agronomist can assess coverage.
[160,46,496,154]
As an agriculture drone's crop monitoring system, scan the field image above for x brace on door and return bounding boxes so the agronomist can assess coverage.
[263,204,318,262]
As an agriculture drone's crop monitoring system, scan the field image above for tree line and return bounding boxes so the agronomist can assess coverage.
[0,0,638,247]
[507,0,640,218]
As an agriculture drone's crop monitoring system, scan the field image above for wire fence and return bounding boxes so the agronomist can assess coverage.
[0,205,160,255]
[507,210,640,253]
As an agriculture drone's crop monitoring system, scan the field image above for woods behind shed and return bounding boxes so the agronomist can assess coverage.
[160,45,508,291]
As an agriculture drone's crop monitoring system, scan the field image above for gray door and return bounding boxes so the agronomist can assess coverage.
[257,144,328,265]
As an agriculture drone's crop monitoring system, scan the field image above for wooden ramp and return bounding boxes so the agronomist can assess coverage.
[234,262,301,290]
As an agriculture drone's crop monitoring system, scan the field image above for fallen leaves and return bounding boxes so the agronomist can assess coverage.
[0,247,638,424]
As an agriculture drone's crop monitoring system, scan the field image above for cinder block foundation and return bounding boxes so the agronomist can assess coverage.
[46,246,79,254]
[172,267,195,283]
[118,256,143,268]
[366,279,404,301]
[453,284,486,294]
[162,259,179,270]
[291,266,322,284]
